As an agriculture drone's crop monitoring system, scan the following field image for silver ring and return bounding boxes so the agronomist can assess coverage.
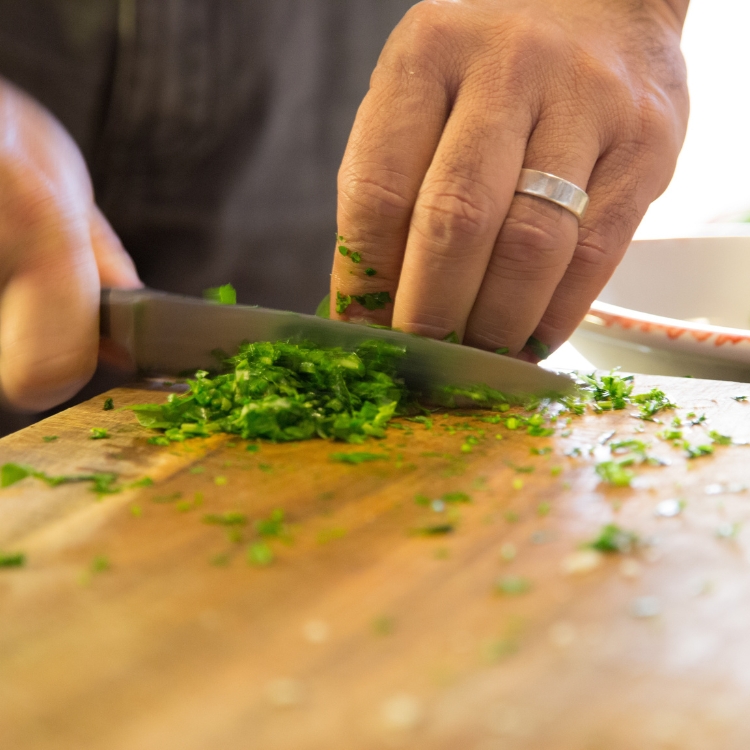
[515,168,589,221]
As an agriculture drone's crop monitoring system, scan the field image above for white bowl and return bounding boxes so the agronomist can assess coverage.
[570,230,750,381]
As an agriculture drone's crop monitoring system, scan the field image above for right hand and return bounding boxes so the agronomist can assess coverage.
[0,80,141,412]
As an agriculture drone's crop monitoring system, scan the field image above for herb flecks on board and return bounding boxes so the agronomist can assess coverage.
[1,463,120,494]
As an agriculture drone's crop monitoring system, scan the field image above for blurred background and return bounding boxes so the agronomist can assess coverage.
[546,0,750,371]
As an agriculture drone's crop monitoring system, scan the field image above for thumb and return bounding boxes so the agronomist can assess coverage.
[89,205,142,289]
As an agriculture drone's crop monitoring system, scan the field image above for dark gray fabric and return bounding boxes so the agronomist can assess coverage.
[0,0,417,435]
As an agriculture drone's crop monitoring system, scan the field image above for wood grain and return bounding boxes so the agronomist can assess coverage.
[2,375,750,750]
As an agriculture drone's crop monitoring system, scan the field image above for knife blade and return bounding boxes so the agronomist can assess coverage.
[100,288,575,400]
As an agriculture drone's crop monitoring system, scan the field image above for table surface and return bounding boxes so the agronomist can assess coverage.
[2,374,750,750]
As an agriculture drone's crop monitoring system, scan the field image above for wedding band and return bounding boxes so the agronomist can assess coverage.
[515,168,589,221]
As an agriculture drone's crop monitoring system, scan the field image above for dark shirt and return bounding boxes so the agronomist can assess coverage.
[0,0,416,434]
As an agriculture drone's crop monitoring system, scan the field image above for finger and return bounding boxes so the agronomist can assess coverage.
[463,117,600,354]
[526,143,670,358]
[390,100,531,339]
[89,205,142,289]
[0,193,100,411]
[331,38,451,323]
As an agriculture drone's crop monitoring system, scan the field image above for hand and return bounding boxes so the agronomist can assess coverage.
[331,0,689,360]
[0,80,141,411]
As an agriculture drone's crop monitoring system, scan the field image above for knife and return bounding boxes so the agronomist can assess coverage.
[100,288,575,400]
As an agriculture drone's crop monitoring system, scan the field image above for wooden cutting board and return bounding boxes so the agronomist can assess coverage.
[2,374,750,750]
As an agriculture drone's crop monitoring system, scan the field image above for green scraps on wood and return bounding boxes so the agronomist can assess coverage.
[330,451,389,464]
[1,463,120,494]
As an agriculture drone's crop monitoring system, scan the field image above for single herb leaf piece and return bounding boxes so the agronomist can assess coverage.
[203,512,247,526]
[0,551,25,568]
[495,347,510,355]
[442,331,460,344]
[587,523,638,553]
[495,575,531,595]
[442,491,471,503]
[315,294,331,319]
[90,555,111,573]
[247,542,274,566]
[349,251,362,263]
[595,460,634,487]
[525,336,550,360]
[103,398,114,411]
[335,291,352,314]
[203,283,237,305]
[255,509,286,538]
[2,463,31,487]
[364,267,376,276]
[90,428,110,440]
[1,463,119,494]
[42,435,58,442]
[330,452,388,464]
[353,291,392,311]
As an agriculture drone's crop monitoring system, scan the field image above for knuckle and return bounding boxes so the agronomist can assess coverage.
[488,200,576,281]
[375,2,459,88]
[413,180,496,246]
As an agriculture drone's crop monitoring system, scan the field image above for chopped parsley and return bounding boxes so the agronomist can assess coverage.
[632,389,676,420]
[247,542,274,566]
[356,291,392,310]
[330,451,389,464]
[255,509,287,538]
[203,283,237,305]
[203,512,247,526]
[525,336,550,360]
[90,555,111,573]
[364,267,376,276]
[595,461,635,487]
[708,430,732,446]
[129,339,409,444]
[90,428,110,440]
[1,463,119,494]
[495,575,531,595]
[0,552,25,568]
[335,291,352,314]
[684,443,714,459]
[441,491,471,504]
[337,240,361,264]
[103,398,114,411]
[442,331,460,344]
[415,522,455,536]
[336,290,392,314]
[495,347,510,355]
[579,370,634,411]
[42,435,58,442]
[587,523,638,553]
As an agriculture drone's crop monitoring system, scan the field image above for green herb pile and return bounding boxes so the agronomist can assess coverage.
[130,340,411,444]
